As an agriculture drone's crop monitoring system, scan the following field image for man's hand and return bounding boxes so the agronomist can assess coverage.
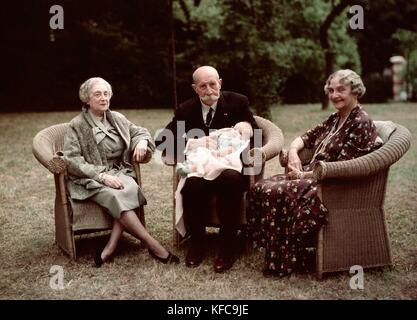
[234,121,253,139]
[133,139,148,162]
[188,136,218,150]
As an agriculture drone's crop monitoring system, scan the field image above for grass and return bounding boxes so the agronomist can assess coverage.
[0,103,416,300]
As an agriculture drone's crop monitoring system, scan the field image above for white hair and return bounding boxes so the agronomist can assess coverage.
[192,66,220,84]
[324,69,366,98]
[79,77,113,103]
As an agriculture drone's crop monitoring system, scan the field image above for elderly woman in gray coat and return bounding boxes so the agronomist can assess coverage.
[64,77,179,267]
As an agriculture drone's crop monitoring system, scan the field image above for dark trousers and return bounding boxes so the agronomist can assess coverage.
[181,169,246,254]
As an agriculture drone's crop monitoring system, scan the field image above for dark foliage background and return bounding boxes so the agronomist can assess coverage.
[1,0,416,112]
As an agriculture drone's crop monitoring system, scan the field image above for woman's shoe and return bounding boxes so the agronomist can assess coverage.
[148,249,180,264]
[94,248,114,268]
[94,249,104,267]
[262,268,291,278]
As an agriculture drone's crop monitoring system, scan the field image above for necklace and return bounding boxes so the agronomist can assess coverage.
[310,111,351,164]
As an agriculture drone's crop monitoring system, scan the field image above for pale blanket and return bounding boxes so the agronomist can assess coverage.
[175,128,249,236]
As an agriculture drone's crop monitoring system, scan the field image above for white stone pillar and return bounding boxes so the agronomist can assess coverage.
[389,56,407,101]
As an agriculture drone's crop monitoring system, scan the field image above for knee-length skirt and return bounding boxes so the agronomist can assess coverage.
[91,171,145,219]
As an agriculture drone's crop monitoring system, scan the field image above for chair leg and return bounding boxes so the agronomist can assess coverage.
[69,234,77,260]
[316,227,324,280]
[315,270,323,280]
[55,174,77,260]
[174,229,180,249]
[54,209,77,260]
[56,231,77,260]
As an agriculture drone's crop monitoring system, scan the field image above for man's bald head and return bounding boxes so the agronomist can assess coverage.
[191,66,222,106]
[192,66,220,84]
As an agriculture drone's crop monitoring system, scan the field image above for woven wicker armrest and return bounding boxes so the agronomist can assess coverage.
[253,115,284,162]
[32,123,68,174]
[313,123,411,181]
[48,151,66,174]
[279,149,288,167]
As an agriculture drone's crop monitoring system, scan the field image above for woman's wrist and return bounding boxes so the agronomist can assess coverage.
[303,171,313,179]
[289,147,299,155]
[137,139,148,148]
[292,170,312,179]
[98,173,107,183]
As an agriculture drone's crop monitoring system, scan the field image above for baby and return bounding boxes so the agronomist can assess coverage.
[176,127,250,178]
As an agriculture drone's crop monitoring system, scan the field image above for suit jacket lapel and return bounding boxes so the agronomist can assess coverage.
[211,93,228,129]
[190,97,206,130]
[188,93,229,131]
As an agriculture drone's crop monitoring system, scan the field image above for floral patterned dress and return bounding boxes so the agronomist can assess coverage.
[247,105,378,277]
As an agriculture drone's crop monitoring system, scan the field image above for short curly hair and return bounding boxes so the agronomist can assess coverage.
[79,77,113,104]
[324,69,366,99]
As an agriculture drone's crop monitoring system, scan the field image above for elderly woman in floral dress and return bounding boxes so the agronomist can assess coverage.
[247,69,379,277]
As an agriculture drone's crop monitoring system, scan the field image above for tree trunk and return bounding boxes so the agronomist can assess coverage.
[319,0,351,110]
[322,51,335,110]
[169,0,177,110]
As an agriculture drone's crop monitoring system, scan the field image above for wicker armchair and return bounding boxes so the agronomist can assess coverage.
[162,116,284,247]
[32,123,146,260]
[279,121,411,278]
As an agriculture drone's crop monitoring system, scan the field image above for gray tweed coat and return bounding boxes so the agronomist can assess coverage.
[64,108,155,200]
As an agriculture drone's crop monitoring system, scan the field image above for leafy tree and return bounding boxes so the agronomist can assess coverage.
[3,0,414,112]
[320,0,355,109]
[173,0,361,117]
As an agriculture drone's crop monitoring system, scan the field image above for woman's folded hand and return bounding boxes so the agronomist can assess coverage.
[288,169,303,180]
[100,173,124,189]
[287,170,313,180]
[133,139,148,162]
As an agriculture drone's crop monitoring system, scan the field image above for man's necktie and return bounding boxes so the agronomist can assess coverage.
[205,107,213,127]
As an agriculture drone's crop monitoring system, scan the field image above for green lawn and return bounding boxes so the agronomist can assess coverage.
[0,103,416,299]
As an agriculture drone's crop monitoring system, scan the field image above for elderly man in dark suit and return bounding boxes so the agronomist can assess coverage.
[156,66,257,272]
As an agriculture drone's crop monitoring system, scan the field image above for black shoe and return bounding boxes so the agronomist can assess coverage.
[148,249,180,264]
[94,249,104,268]
[262,269,276,277]
[262,268,291,278]
[185,244,205,268]
[94,248,114,268]
[214,252,236,273]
